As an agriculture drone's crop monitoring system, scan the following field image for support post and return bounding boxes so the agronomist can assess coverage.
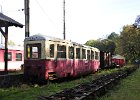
[24,0,30,37]
[63,0,66,40]
[4,26,8,73]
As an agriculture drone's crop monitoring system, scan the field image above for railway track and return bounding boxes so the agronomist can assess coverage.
[38,66,138,100]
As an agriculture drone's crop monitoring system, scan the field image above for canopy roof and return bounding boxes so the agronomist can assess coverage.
[0,13,23,28]
[112,54,125,60]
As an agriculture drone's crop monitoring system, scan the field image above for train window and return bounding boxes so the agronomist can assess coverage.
[16,53,22,61]
[26,43,41,59]
[50,44,54,58]
[8,52,12,61]
[95,52,99,60]
[4,52,12,61]
[57,44,66,58]
[32,47,39,58]
[69,46,74,59]
[91,51,94,59]
[76,48,80,59]
[82,49,86,59]
[87,50,90,60]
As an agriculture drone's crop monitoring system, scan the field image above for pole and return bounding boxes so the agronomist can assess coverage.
[0,5,2,44]
[24,0,30,37]
[63,0,66,40]
[4,26,8,73]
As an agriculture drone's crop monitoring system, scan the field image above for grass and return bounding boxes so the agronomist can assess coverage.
[98,66,140,100]
[0,65,136,100]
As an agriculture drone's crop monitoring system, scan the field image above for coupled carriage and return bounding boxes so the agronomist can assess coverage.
[0,44,24,71]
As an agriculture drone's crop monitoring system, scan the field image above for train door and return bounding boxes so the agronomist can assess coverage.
[73,46,82,76]
[55,43,67,78]
[67,46,74,76]
[91,50,95,72]
[82,48,87,73]
[94,51,100,71]
[87,49,92,73]
[82,48,91,74]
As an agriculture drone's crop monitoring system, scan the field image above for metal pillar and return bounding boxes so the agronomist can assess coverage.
[24,0,30,37]
[63,0,66,40]
[4,26,8,72]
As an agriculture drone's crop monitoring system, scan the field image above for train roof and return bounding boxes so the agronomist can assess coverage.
[0,44,23,50]
[112,54,125,60]
[24,34,99,50]
[24,34,62,41]
[24,34,83,45]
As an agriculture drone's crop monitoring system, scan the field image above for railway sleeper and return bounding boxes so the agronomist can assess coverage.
[38,67,138,100]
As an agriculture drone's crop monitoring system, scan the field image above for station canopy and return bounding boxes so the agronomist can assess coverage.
[0,13,23,28]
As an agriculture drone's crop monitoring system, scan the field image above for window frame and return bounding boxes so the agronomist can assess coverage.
[50,44,54,58]
[16,53,22,61]
[76,48,80,59]
[95,51,99,60]
[8,52,12,61]
[68,46,74,59]
[26,43,41,59]
[82,48,86,59]
[57,44,66,59]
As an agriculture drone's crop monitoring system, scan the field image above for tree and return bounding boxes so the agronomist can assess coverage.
[119,25,140,63]
[85,40,97,47]
[8,40,15,46]
[108,32,119,40]
[85,38,116,54]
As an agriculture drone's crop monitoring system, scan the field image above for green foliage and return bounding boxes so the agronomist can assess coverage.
[8,40,15,46]
[108,32,119,40]
[85,25,140,63]
[118,25,140,63]
[85,34,117,54]
[85,40,98,47]
[99,66,140,100]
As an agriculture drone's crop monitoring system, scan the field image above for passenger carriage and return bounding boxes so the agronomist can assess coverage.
[0,44,24,71]
[24,34,100,80]
[112,54,125,67]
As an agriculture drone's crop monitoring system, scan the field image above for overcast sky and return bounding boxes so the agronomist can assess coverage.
[0,0,140,44]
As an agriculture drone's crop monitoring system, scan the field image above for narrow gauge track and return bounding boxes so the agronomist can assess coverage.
[38,66,138,100]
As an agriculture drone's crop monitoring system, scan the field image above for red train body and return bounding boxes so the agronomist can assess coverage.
[0,44,24,71]
[24,34,125,80]
[24,35,100,80]
[112,55,125,67]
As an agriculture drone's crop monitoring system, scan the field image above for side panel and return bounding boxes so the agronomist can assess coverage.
[91,60,100,72]
[73,59,92,77]
[24,59,46,79]
[55,59,73,78]
[112,58,125,67]
[0,49,4,62]
[0,49,23,71]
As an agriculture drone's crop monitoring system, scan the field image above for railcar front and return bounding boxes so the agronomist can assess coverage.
[24,35,73,80]
[112,55,125,67]
[24,35,49,80]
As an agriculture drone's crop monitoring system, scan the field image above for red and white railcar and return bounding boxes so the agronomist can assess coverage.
[112,55,125,67]
[0,44,24,71]
[24,34,100,80]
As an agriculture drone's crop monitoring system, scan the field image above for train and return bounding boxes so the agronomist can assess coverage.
[23,34,126,80]
[0,44,24,71]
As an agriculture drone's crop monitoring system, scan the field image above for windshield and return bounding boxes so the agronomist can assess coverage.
[26,43,41,59]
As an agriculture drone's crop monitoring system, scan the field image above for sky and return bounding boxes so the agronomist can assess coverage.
[0,0,140,45]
